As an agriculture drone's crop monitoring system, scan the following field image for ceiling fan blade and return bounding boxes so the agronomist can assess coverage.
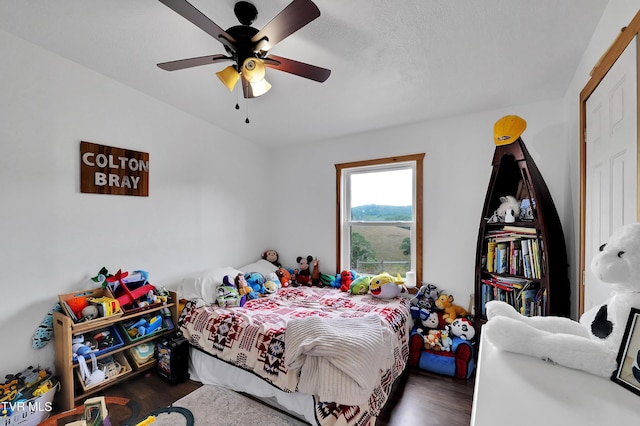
[263,55,330,82]
[158,0,237,50]
[251,0,320,52]
[157,54,232,71]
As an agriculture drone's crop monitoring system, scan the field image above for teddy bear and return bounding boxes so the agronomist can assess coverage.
[483,222,640,377]
[435,294,468,324]
[294,256,314,286]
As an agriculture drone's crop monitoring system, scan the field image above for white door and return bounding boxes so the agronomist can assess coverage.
[585,36,638,311]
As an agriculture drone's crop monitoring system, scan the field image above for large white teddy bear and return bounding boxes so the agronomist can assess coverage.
[483,222,640,377]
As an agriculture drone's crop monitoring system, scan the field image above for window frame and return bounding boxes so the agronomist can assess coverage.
[335,153,424,286]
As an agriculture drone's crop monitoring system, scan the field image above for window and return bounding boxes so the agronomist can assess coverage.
[336,154,424,286]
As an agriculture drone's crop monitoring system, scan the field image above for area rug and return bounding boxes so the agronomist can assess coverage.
[149,385,310,426]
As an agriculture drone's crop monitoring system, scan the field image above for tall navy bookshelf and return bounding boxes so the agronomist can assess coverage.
[474,137,570,331]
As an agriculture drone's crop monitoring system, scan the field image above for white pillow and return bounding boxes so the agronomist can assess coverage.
[237,259,279,276]
[177,266,243,307]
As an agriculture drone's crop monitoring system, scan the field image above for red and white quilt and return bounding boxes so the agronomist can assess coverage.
[179,286,411,426]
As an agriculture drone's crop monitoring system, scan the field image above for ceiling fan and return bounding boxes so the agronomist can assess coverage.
[157,0,331,98]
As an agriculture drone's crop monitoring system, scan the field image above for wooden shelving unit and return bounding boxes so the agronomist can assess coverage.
[53,291,178,411]
[474,138,570,331]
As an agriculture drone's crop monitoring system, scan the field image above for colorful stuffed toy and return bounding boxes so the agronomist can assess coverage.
[244,272,266,294]
[294,255,314,286]
[409,283,441,321]
[483,222,640,377]
[218,276,242,307]
[233,273,257,303]
[339,270,354,292]
[275,267,292,288]
[426,330,443,351]
[320,272,338,287]
[263,280,279,294]
[349,276,371,295]
[440,330,453,352]
[369,272,407,298]
[435,294,468,324]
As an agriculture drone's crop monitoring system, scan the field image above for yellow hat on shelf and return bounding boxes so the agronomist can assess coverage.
[494,115,526,146]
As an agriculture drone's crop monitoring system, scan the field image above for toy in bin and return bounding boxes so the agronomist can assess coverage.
[0,365,59,425]
[129,342,155,366]
[126,315,163,339]
[106,269,164,312]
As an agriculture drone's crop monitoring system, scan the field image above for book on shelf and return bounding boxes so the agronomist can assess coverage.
[481,276,541,317]
[497,243,508,273]
[520,282,541,316]
[487,241,497,273]
[485,237,543,279]
[501,225,537,234]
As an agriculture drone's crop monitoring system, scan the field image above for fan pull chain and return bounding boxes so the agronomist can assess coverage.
[245,98,250,124]
[235,83,240,110]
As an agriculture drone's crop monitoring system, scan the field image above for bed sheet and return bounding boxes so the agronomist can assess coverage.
[179,286,411,426]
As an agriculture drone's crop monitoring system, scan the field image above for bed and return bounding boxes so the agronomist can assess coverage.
[176,262,411,426]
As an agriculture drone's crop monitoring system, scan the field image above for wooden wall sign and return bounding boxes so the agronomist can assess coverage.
[80,141,149,196]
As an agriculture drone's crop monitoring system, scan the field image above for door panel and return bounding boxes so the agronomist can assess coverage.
[584,36,638,311]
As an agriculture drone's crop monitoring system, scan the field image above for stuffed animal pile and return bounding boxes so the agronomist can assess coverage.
[483,222,640,377]
[408,283,476,352]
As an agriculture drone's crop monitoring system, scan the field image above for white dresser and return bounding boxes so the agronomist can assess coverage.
[471,333,640,425]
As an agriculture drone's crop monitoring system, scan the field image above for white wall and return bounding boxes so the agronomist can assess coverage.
[271,99,569,310]
[562,1,639,317]
[0,30,272,376]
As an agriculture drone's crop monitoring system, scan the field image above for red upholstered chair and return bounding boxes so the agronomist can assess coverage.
[408,330,475,379]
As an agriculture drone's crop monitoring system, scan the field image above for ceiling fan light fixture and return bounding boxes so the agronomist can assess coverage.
[242,57,271,96]
[243,58,266,82]
[248,78,272,97]
[216,65,241,91]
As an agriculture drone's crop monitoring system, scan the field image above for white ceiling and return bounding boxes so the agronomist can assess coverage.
[0,0,610,147]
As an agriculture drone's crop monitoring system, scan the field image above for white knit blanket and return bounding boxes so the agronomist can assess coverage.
[284,314,394,406]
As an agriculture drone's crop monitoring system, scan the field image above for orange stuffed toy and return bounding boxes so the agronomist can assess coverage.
[435,294,468,324]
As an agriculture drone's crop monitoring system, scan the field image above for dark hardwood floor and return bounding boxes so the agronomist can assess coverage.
[377,367,475,426]
[49,366,474,425]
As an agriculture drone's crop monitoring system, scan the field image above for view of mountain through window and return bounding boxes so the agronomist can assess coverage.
[349,168,413,276]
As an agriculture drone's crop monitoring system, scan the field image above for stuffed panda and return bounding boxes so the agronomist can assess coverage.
[447,317,476,341]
